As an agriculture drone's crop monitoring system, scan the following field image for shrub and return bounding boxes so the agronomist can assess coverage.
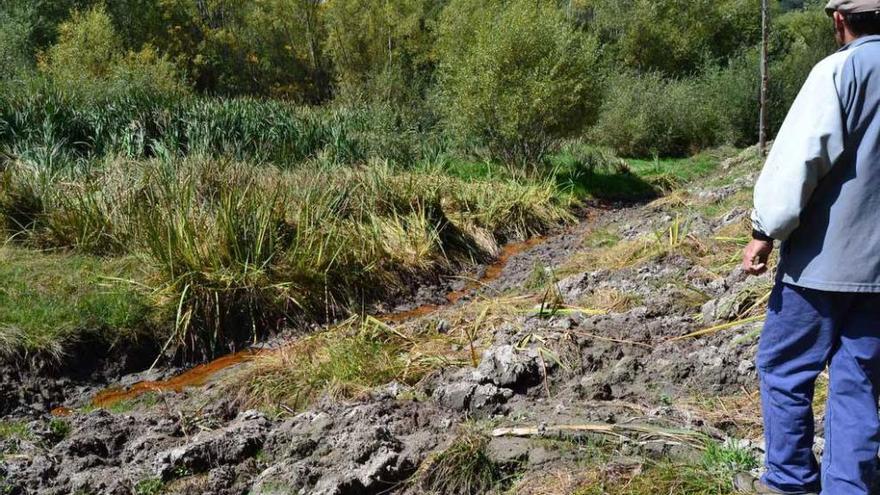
[37,5,187,98]
[591,65,756,157]
[435,0,601,165]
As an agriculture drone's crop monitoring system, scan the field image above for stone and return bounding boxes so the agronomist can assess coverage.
[475,345,542,390]
[486,437,531,464]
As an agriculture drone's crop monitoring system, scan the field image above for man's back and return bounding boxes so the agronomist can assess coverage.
[753,35,880,291]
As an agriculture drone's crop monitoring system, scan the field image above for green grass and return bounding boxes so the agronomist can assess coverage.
[538,438,758,495]
[3,153,574,360]
[0,247,151,359]
[134,478,165,495]
[0,420,31,442]
[627,151,725,189]
[415,430,511,494]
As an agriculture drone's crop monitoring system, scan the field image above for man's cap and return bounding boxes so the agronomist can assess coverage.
[825,0,880,16]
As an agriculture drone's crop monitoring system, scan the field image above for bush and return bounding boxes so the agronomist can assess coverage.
[37,5,187,97]
[591,62,757,157]
[435,0,601,165]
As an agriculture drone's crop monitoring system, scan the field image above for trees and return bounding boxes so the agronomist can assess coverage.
[38,5,187,97]
[435,0,601,164]
[581,0,762,76]
[323,0,441,102]
[0,4,36,81]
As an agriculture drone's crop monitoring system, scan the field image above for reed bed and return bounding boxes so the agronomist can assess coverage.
[1,153,571,359]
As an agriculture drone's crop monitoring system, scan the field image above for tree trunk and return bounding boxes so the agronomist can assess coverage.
[759,0,770,157]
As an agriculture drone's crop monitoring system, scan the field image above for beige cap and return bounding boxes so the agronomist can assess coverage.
[826,0,880,16]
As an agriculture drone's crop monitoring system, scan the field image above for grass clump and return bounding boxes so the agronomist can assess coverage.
[134,478,165,495]
[0,420,31,442]
[415,430,510,495]
[0,247,151,360]
[570,440,757,495]
[239,316,457,411]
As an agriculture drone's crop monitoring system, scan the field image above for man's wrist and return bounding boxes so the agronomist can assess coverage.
[751,229,774,242]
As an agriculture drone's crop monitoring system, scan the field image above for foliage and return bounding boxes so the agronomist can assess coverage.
[134,478,164,495]
[416,430,509,494]
[37,5,187,97]
[241,317,414,410]
[1,152,571,360]
[0,4,36,82]
[591,64,756,157]
[0,0,841,158]
[435,0,601,164]
[323,0,440,103]
[767,7,837,132]
[581,0,762,76]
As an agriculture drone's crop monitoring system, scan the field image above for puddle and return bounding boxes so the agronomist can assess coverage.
[88,236,546,409]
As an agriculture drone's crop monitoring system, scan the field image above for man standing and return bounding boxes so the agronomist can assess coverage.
[738,1,880,494]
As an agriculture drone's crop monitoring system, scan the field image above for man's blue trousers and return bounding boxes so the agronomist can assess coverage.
[759,282,880,494]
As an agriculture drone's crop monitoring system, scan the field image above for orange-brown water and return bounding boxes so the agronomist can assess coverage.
[88,236,544,409]
[90,349,265,408]
[50,406,73,417]
[381,236,544,323]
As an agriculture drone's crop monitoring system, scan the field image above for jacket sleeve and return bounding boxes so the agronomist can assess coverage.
[751,58,848,242]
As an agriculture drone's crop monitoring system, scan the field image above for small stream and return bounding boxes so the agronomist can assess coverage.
[86,235,550,409]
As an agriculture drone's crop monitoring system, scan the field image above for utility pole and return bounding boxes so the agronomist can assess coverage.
[759,0,770,157]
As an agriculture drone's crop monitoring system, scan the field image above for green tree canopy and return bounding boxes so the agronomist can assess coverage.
[435,0,601,164]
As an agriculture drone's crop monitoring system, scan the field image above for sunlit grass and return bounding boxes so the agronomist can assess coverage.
[0,246,151,359]
[2,153,573,360]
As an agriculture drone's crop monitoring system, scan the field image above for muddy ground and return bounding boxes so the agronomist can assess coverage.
[1,149,773,495]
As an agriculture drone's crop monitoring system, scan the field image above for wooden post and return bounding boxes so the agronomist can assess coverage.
[759,0,770,157]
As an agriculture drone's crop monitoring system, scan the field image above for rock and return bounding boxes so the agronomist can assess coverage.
[475,345,542,390]
[436,319,450,334]
[486,437,531,464]
[469,384,513,414]
[556,273,589,300]
[721,207,748,225]
[433,381,476,412]
[737,359,755,375]
[433,379,511,414]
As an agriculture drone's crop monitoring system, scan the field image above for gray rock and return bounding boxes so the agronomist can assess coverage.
[433,381,476,412]
[475,345,542,390]
[486,436,531,464]
[556,272,589,300]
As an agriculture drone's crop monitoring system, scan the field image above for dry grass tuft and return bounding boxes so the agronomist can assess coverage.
[580,288,641,313]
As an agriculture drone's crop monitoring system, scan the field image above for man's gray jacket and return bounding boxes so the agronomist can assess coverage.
[752,35,880,292]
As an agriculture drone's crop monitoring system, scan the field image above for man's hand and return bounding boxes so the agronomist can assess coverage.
[742,239,773,275]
